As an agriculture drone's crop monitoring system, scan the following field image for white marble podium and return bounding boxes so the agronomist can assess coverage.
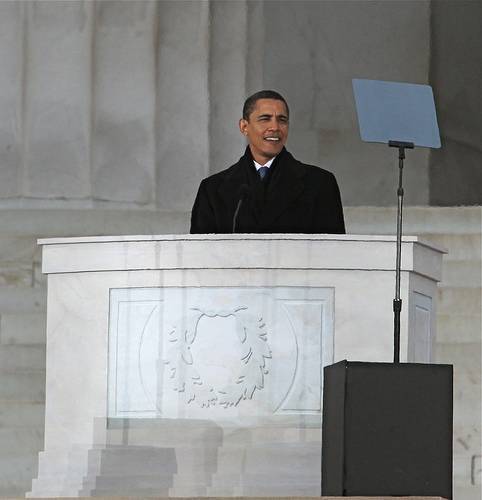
[29,234,443,497]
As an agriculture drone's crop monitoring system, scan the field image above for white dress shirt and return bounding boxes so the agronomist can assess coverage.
[253,156,276,171]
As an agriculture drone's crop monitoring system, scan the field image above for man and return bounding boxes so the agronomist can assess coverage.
[190,90,345,234]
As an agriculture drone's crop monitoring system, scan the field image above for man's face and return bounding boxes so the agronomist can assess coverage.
[239,98,289,164]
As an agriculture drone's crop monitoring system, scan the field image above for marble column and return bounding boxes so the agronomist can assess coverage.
[24,1,93,199]
[92,1,158,205]
[209,0,248,174]
[156,0,210,211]
[0,2,23,199]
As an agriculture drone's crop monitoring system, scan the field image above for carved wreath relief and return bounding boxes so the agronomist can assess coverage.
[163,306,271,408]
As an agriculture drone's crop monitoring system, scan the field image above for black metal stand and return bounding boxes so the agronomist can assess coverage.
[388,140,414,363]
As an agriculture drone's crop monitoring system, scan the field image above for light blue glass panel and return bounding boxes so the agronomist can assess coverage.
[353,79,441,148]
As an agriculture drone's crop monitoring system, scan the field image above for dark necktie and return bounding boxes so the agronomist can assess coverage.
[258,166,269,181]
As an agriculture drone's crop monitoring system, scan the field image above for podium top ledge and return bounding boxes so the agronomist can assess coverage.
[37,233,444,252]
[38,234,445,279]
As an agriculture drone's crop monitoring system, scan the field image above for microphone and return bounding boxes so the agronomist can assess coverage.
[232,184,250,233]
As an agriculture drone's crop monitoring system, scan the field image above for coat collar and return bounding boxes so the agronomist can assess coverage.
[218,146,306,230]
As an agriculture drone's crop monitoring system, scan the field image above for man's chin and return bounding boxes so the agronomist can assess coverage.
[261,145,283,158]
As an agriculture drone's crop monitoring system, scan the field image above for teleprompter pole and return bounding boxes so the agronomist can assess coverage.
[388,140,414,363]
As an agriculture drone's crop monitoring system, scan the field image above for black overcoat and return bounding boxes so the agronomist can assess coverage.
[190,147,345,234]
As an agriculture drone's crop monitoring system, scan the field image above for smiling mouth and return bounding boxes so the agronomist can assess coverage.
[264,137,280,142]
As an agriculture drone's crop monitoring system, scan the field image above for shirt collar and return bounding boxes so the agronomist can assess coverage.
[253,156,276,171]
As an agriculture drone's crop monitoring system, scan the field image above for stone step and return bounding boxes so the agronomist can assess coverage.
[345,206,482,235]
[89,486,172,496]
[437,287,481,316]
[435,342,481,382]
[171,486,211,496]
[422,233,481,261]
[0,371,45,402]
[175,445,319,474]
[0,401,45,428]
[244,473,320,489]
[436,313,481,343]
[453,452,478,485]
[220,425,321,443]
[107,426,226,449]
[0,483,33,497]
[0,263,34,287]
[0,427,44,456]
[0,235,38,263]
[0,206,478,243]
[107,423,321,448]
[436,285,481,344]
[0,454,39,490]
[453,423,481,456]
[0,208,190,236]
[221,476,320,496]
[452,485,482,500]
[0,287,46,314]
[87,445,177,476]
[0,312,46,344]
[210,459,320,480]
[439,260,481,288]
[0,344,46,371]
[243,444,319,473]
[435,342,481,426]
[451,380,481,412]
[89,474,175,491]
[209,470,320,486]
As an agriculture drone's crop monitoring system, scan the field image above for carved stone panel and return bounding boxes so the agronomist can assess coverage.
[108,286,334,420]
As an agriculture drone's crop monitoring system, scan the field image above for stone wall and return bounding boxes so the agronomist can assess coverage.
[348,206,482,500]
[2,1,481,210]
[0,1,209,212]
[0,207,480,499]
[0,0,480,497]
[429,0,482,205]
[261,0,432,206]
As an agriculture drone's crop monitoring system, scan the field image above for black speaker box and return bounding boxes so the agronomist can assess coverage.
[322,360,453,498]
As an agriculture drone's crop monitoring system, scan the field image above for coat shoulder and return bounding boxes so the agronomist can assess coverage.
[200,162,241,189]
[294,160,339,191]
[299,161,337,180]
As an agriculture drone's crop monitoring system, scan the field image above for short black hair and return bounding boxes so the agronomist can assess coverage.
[242,90,289,120]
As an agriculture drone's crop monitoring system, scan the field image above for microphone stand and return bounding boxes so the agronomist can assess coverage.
[232,184,250,233]
[232,198,243,233]
[388,140,414,363]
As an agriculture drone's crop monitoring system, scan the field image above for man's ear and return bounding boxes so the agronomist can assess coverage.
[239,118,248,136]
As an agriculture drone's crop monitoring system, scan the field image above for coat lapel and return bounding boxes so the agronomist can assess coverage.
[259,149,306,229]
[217,149,261,226]
[217,147,307,231]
